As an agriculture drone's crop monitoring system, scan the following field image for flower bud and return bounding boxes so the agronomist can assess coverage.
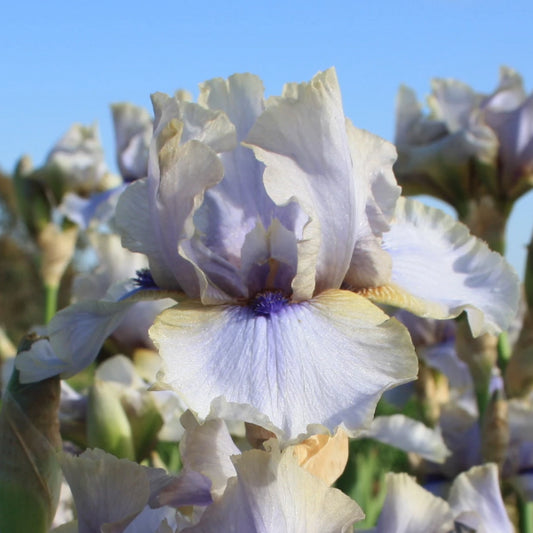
[481,389,509,471]
[87,379,135,460]
[505,310,533,397]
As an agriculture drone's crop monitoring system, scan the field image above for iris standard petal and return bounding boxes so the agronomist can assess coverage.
[151,289,417,441]
[191,73,307,292]
[246,68,356,299]
[186,442,363,533]
[367,197,519,336]
[151,91,236,154]
[116,140,225,296]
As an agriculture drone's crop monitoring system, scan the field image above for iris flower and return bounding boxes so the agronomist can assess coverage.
[363,464,513,533]
[395,67,533,209]
[18,69,518,442]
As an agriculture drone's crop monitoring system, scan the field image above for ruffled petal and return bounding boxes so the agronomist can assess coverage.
[179,411,240,498]
[345,120,401,236]
[342,122,399,289]
[116,140,225,296]
[427,78,482,132]
[369,197,520,336]
[151,289,417,441]
[186,441,363,532]
[151,91,236,154]
[191,73,307,298]
[448,464,514,533]
[46,123,109,193]
[245,68,357,299]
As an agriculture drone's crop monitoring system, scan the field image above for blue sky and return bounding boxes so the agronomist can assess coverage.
[2,0,532,275]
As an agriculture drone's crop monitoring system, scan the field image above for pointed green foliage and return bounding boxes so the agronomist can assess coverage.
[13,156,52,239]
[0,334,62,532]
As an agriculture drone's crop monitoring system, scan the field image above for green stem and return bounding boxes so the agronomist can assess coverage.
[497,331,511,375]
[44,284,58,324]
[519,497,533,533]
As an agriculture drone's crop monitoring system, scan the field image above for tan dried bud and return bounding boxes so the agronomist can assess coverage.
[456,319,498,394]
[0,327,16,361]
[416,361,449,426]
[481,390,509,471]
[37,223,78,288]
[505,310,533,397]
[462,196,508,254]
[245,422,277,449]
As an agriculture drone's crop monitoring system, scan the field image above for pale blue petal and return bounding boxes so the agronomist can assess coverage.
[59,187,124,229]
[151,290,417,441]
[151,90,236,154]
[192,73,307,291]
[16,284,177,383]
[381,197,520,336]
[246,68,356,298]
[371,473,454,533]
[448,464,514,533]
[123,507,177,533]
[363,415,450,463]
[148,469,213,508]
[16,299,133,382]
[427,78,482,132]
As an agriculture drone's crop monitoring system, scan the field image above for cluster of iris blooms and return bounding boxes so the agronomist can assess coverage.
[0,67,531,532]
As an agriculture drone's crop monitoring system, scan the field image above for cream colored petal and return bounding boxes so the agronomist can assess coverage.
[288,428,349,486]
[186,441,363,532]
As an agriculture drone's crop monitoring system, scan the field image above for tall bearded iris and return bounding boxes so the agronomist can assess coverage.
[18,69,519,442]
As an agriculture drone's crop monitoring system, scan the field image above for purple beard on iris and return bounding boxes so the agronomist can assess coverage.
[133,268,158,289]
[248,290,289,317]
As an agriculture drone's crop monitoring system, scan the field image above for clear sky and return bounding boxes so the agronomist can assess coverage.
[2,0,532,275]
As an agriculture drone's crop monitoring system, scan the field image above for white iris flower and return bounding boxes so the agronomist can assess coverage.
[18,69,519,442]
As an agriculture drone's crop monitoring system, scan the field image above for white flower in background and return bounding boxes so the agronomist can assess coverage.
[111,102,153,182]
[46,123,113,195]
[18,68,519,443]
[362,463,513,533]
[395,67,533,206]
